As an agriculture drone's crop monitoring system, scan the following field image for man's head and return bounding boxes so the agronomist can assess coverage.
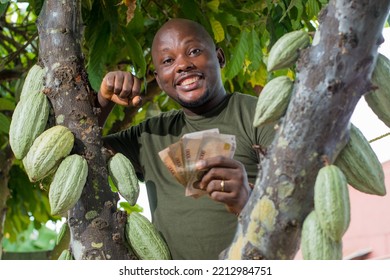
[151,18,226,113]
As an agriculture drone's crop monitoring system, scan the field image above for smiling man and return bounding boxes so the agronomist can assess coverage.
[98,18,275,260]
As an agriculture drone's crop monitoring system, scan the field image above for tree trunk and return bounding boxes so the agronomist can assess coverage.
[37,0,136,260]
[223,0,390,259]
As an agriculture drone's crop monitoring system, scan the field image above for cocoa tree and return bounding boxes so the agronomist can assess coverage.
[1,0,389,259]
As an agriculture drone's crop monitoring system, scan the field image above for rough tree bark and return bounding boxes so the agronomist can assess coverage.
[223,0,390,259]
[37,0,135,259]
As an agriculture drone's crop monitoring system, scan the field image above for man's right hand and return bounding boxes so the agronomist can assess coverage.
[99,71,142,107]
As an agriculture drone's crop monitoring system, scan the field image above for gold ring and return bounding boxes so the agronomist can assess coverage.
[220,180,225,192]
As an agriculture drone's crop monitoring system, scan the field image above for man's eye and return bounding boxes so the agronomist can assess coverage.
[163,58,173,64]
[190,49,201,55]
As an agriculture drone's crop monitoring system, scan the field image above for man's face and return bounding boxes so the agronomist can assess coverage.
[152,21,225,108]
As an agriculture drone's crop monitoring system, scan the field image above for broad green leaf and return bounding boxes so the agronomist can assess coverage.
[210,17,225,43]
[248,29,262,72]
[0,97,15,111]
[0,3,8,16]
[123,31,147,77]
[224,30,249,80]
[87,21,111,91]
[206,0,220,13]
[0,112,10,134]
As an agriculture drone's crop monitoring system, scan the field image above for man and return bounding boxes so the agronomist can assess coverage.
[98,18,275,259]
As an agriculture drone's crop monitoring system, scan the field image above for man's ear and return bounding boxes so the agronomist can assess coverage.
[216,47,226,68]
[154,70,162,88]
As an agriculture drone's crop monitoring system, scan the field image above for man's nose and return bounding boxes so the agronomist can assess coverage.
[176,56,195,73]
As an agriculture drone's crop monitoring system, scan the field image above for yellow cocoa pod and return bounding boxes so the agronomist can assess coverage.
[23,125,74,182]
[253,76,293,127]
[301,211,342,260]
[314,164,350,242]
[335,123,386,196]
[364,53,390,128]
[267,30,310,72]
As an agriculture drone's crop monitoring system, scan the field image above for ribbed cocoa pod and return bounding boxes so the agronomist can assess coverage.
[253,76,293,127]
[108,153,140,206]
[23,125,74,182]
[314,164,350,242]
[20,64,46,100]
[49,154,88,216]
[335,124,386,196]
[125,211,171,260]
[9,91,50,159]
[364,53,390,128]
[58,249,73,260]
[267,30,310,72]
[301,211,343,260]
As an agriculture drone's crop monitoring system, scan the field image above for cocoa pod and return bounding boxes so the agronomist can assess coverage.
[23,125,74,182]
[58,249,73,260]
[267,30,310,72]
[9,90,50,159]
[125,211,171,260]
[49,154,88,216]
[20,64,46,100]
[364,53,390,128]
[314,164,350,242]
[301,211,342,260]
[108,153,139,206]
[253,76,293,127]
[335,123,386,196]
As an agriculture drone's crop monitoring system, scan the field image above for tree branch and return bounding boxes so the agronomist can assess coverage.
[223,0,390,260]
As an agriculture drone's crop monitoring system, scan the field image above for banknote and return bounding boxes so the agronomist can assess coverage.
[158,129,236,198]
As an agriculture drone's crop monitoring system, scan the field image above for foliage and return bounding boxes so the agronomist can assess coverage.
[0,0,329,251]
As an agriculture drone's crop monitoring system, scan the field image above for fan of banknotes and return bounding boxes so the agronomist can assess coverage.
[158,129,236,198]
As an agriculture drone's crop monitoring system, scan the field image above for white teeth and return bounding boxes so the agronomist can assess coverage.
[181,76,199,86]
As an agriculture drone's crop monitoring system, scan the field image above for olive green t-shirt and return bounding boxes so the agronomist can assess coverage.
[104,92,275,260]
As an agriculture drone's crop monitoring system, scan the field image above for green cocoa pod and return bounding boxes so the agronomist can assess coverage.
[364,53,390,128]
[49,154,88,216]
[56,222,69,245]
[267,30,310,72]
[20,64,46,100]
[253,76,293,127]
[125,211,171,260]
[58,249,73,260]
[108,153,139,206]
[23,125,74,182]
[9,91,50,159]
[314,164,350,242]
[335,123,386,196]
[301,211,343,260]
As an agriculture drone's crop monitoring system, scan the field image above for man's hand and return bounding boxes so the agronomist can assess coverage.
[194,156,252,215]
[99,71,142,107]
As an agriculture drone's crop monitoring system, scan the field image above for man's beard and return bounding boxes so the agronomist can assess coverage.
[177,89,211,108]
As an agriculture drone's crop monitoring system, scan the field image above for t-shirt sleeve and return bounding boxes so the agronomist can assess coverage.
[103,127,144,181]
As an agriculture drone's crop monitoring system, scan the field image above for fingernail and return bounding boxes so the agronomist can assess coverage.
[195,160,206,170]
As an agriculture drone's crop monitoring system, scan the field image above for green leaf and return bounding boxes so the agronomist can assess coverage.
[0,97,15,111]
[224,30,249,80]
[206,0,220,13]
[248,29,262,72]
[87,21,111,91]
[119,201,143,214]
[209,17,225,43]
[123,30,147,77]
[0,3,8,17]
[0,112,10,134]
